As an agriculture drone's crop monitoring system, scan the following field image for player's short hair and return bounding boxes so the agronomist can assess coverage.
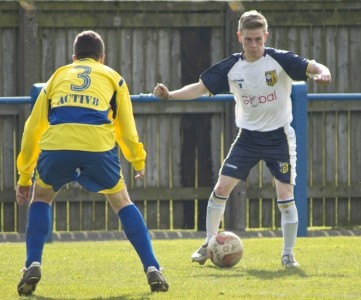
[73,30,105,60]
[238,10,268,32]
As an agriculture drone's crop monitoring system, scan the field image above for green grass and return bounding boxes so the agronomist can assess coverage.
[1,236,360,299]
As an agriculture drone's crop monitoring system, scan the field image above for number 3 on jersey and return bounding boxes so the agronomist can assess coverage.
[71,66,91,91]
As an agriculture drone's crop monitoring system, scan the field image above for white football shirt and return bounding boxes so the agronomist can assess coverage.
[200,47,309,131]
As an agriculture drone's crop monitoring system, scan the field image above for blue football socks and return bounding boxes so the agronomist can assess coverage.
[118,204,160,272]
[25,201,51,268]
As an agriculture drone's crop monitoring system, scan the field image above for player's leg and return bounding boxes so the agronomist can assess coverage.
[105,190,169,292]
[265,125,299,267]
[192,129,258,265]
[24,150,76,268]
[18,183,57,296]
[25,184,56,267]
[106,189,160,271]
[275,180,300,267]
[75,147,167,291]
[18,149,78,295]
[206,175,240,243]
[191,175,239,265]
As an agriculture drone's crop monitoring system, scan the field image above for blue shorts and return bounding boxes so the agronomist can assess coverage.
[36,147,125,193]
[220,126,297,184]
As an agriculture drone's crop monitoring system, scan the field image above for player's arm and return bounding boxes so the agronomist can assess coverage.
[16,88,50,204]
[113,80,146,176]
[17,88,49,186]
[153,80,208,100]
[306,60,332,85]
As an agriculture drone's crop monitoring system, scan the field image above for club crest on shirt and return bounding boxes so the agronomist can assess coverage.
[265,70,277,86]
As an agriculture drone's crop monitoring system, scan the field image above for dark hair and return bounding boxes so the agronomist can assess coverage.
[73,30,105,60]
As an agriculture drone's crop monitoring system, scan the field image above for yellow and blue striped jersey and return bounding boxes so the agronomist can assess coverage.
[17,58,146,186]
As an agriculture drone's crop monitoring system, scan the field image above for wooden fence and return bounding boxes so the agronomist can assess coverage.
[0,0,361,234]
[307,98,361,228]
[1,91,361,234]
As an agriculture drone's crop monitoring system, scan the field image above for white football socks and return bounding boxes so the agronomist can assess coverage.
[205,191,228,244]
[277,199,299,256]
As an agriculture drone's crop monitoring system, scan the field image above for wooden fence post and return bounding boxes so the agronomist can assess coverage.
[17,2,40,233]
[18,1,40,95]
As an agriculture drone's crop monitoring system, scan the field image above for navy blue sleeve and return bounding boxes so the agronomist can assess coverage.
[265,48,309,81]
[200,54,240,95]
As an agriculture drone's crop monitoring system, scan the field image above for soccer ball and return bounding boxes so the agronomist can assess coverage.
[208,231,243,268]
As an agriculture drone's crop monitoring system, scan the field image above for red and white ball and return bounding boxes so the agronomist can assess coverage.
[208,231,243,268]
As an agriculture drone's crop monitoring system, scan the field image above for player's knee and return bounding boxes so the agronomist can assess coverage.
[105,188,133,213]
[213,185,230,199]
[277,199,298,223]
[33,184,56,204]
[275,180,294,200]
[208,191,228,208]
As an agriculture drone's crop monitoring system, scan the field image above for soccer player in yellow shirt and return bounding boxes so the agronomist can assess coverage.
[16,30,168,295]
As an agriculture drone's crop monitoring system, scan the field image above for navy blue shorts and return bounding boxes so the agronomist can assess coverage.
[36,147,124,192]
[220,126,297,184]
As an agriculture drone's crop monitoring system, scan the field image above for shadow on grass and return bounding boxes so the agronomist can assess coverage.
[245,267,308,279]
[25,294,154,300]
[90,296,153,300]
[191,265,307,280]
[193,264,247,278]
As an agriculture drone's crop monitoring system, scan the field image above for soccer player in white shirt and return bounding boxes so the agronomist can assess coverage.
[153,10,331,267]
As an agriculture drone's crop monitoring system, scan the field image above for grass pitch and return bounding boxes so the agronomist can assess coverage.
[0,236,360,299]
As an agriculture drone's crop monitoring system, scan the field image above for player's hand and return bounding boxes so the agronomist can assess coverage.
[313,73,332,85]
[135,169,145,180]
[153,83,170,100]
[16,184,32,206]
